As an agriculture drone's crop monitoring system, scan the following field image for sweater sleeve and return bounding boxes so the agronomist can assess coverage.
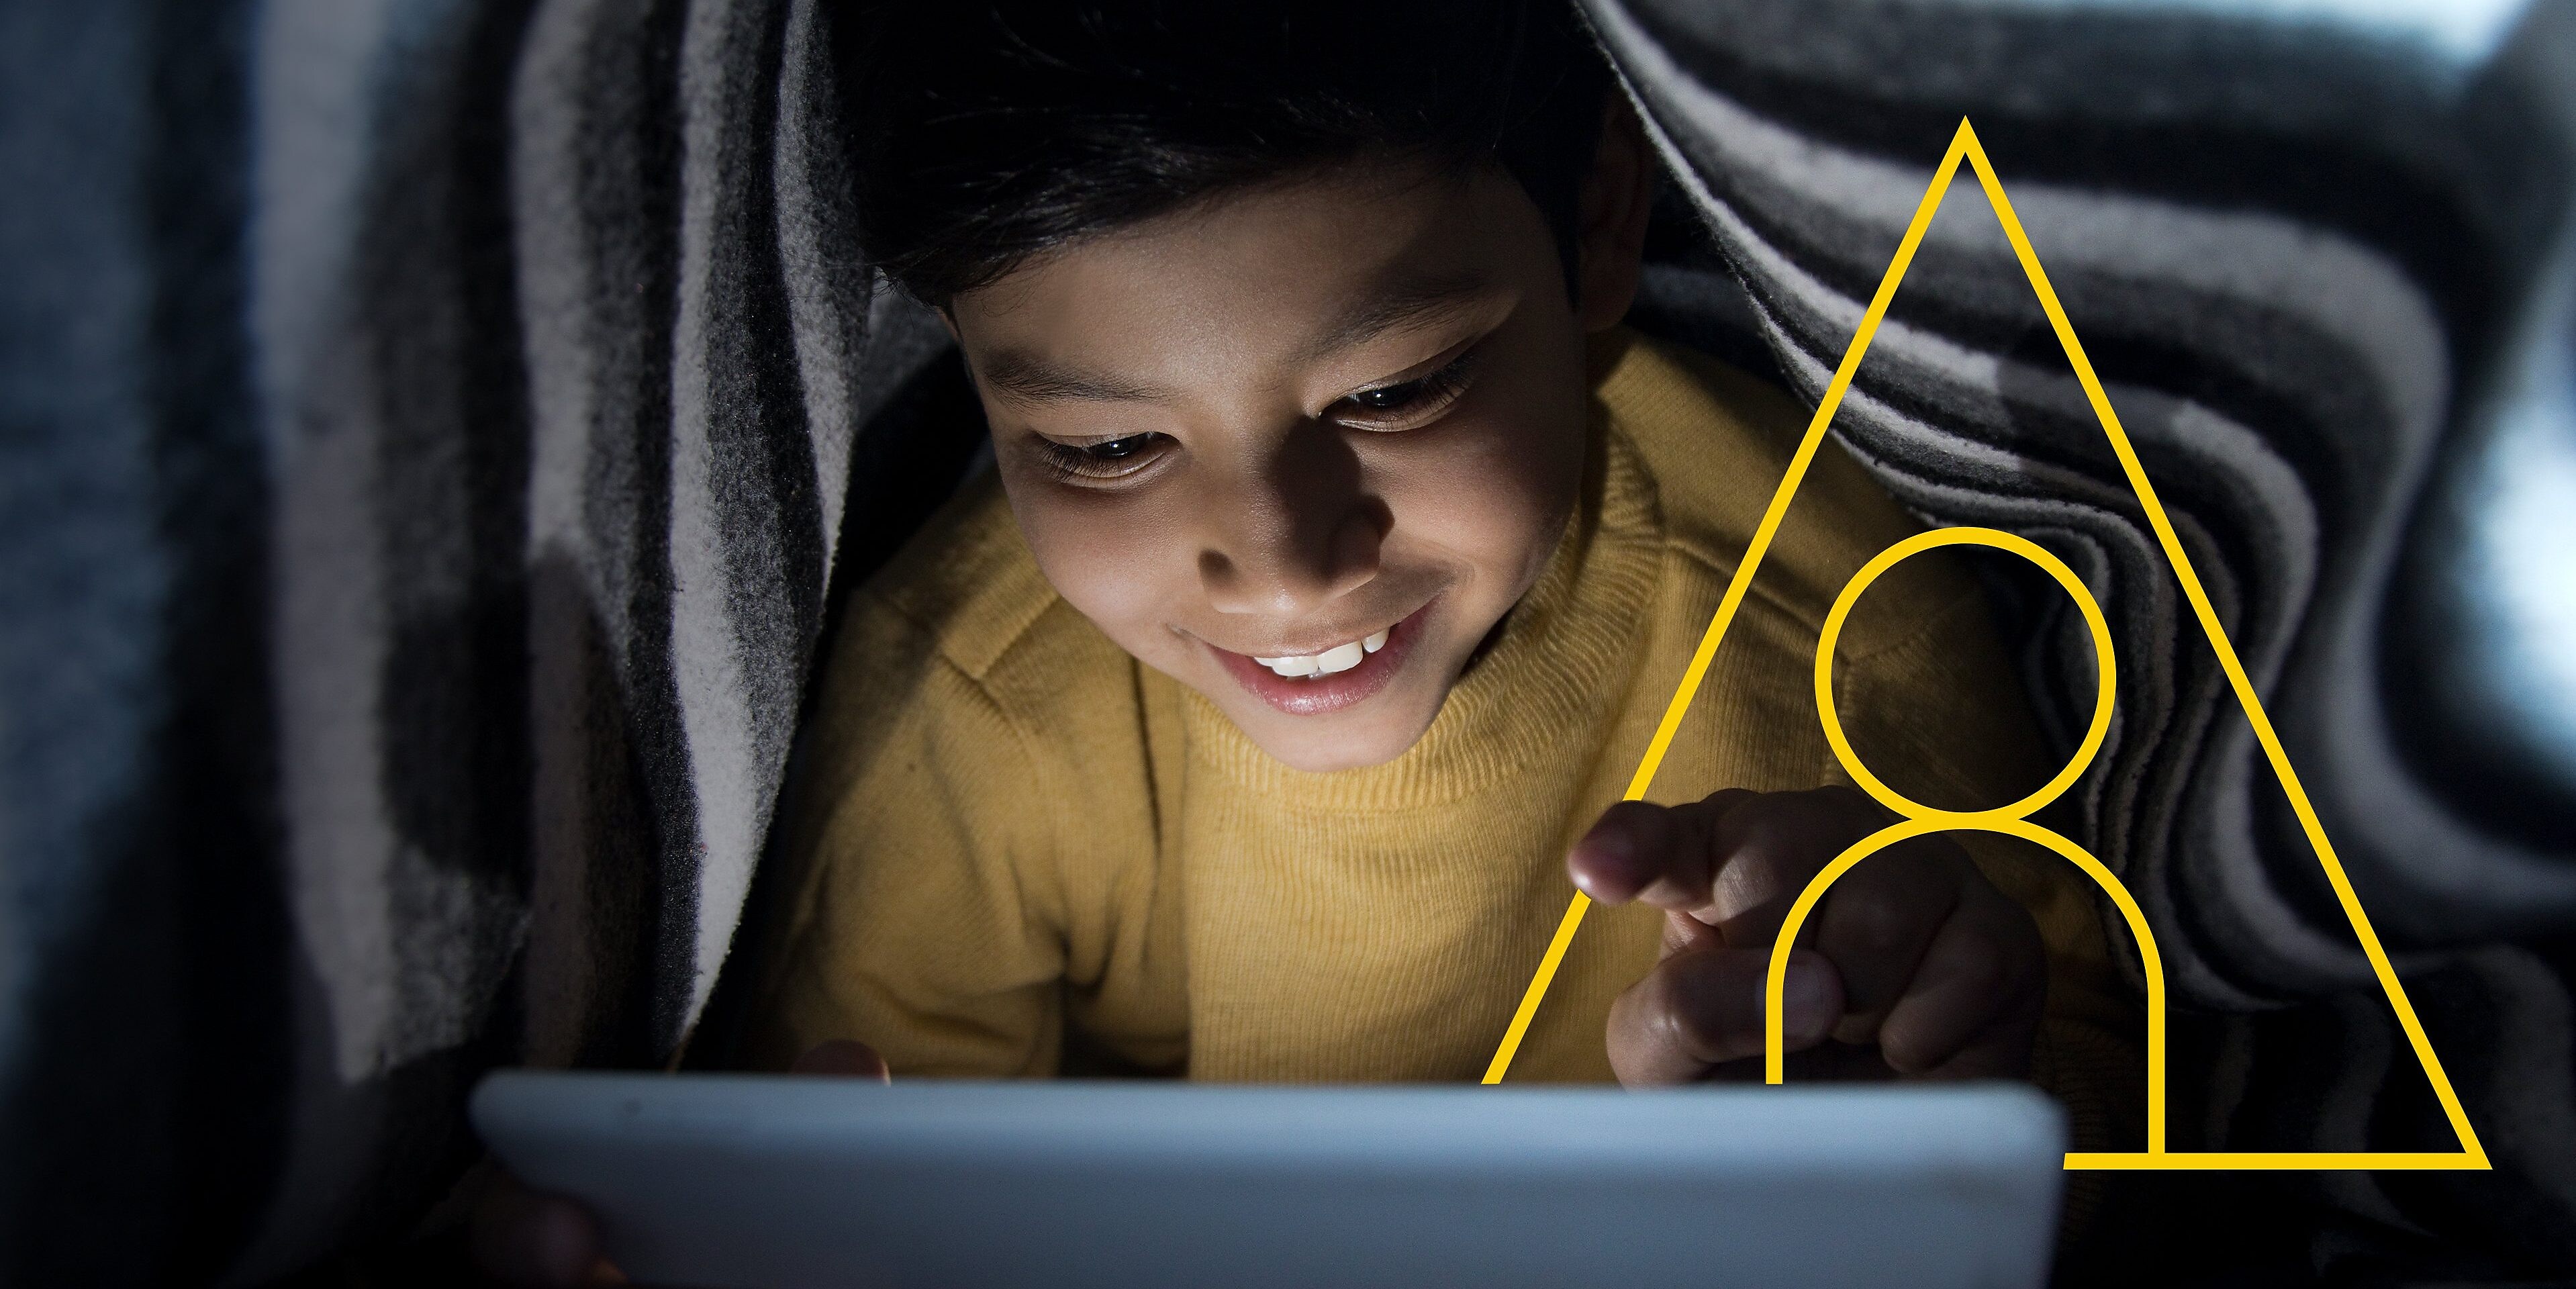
[740,588,1067,1078]
[1827,586,2148,1175]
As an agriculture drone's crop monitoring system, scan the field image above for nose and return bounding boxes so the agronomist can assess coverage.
[1198,428,1383,618]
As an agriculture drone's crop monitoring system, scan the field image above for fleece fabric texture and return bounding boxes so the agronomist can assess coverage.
[1,0,965,1281]
[0,0,2569,1284]
[745,332,2138,1151]
[1590,0,2576,1278]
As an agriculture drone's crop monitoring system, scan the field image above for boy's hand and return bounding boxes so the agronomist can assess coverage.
[471,1040,888,1286]
[1569,787,2044,1086]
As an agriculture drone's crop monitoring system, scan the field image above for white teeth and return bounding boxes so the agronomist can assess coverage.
[1255,629,1387,679]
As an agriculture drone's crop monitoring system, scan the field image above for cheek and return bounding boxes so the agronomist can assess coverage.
[1375,387,1586,599]
[1000,476,1188,655]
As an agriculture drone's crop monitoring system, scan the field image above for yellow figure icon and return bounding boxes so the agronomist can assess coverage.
[1483,118,2489,1173]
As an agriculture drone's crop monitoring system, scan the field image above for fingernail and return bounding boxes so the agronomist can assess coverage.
[1580,822,1632,864]
[1782,957,1837,1042]
[1568,827,1631,896]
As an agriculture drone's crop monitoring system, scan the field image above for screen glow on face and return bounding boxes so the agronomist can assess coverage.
[948,164,1595,772]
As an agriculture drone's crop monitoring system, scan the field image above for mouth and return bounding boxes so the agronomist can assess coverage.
[1205,600,1435,717]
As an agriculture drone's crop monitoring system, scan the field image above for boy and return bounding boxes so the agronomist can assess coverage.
[745,0,2135,1090]
[479,0,2137,1278]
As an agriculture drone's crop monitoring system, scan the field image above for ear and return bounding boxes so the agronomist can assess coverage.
[1573,93,1657,333]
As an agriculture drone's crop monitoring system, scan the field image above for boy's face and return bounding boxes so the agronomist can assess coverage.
[947,122,1648,772]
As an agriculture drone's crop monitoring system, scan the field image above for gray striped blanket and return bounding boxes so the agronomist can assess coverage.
[1599,0,2576,1278]
[1,0,2568,1283]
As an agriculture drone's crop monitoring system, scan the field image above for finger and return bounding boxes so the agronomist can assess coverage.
[1606,946,1842,1086]
[471,1171,612,1288]
[1702,786,1891,945]
[1567,792,1750,910]
[1877,886,2046,1077]
[791,1039,892,1082]
[1659,907,1723,959]
[1808,836,1965,1043]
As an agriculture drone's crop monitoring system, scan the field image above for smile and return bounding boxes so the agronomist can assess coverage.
[1253,629,1388,678]
[1205,600,1435,717]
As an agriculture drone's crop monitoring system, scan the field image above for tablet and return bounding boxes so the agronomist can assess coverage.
[473,1072,2065,1288]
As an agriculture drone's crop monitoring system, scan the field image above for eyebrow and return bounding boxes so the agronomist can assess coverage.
[973,350,1169,404]
[1298,273,1496,363]
[970,272,1498,405]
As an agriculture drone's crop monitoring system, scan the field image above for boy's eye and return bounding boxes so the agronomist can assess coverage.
[1087,434,1155,460]
[1350,380,1430,412]
[1333,348,1479,428]
[1036,432,1170,481]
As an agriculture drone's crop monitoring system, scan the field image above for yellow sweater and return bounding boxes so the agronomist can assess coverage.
[747,330,2137,1145]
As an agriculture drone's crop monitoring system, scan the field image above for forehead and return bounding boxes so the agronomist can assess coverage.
[949,162,1545,389]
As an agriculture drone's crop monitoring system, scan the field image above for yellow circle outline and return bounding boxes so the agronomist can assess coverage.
[1772,525,2169,1154]
[1813,527,2115,824]
[1490,118,2488,1170]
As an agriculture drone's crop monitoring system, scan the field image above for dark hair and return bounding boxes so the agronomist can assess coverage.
[833,0,1616,306]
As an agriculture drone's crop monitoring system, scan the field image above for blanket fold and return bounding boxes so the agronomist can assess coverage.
[1584,0,2576,1276]
[2,0,2569,1282]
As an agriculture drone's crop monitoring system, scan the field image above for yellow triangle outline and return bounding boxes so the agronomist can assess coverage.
[1480,118,2489,1172]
